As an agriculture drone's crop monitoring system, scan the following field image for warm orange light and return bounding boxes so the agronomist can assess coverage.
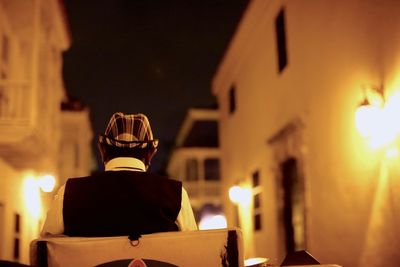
[356,90,400,149]
[198,214,227,230]
[24,176,41,219]
[386,147,399,159]
[355,87,400,149]
[384,92,400,134]
[38,174,56,192]
[229,185,251,205]
[355,104,383,138]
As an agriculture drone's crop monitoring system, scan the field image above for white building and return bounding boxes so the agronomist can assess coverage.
[167,108,224,229]
[59,98,94,185]
[0,0,92,264]
[212,1,400,266]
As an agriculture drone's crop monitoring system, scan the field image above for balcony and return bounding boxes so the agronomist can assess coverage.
[0,79,32,127]
[0,79,40,168]
[184,180,222,207]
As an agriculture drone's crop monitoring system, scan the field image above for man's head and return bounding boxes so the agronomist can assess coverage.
[97,112,158,168]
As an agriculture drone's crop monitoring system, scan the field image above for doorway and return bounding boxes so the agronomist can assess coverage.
[280,157,306,253]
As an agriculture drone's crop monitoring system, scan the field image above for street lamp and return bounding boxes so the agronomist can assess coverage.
[38,174,56,193]
[355,85,400,149]
[229,185,251,205]
[355,85,384,138]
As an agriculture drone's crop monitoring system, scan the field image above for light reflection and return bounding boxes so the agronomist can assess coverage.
[355,105,382,138]
[356,91,400,149]
[38,174,56,192]
[386,147,399,159]
[199,214,227,230]
[229,185,251,205]
[383,92,400,134]
[23,176,41,219]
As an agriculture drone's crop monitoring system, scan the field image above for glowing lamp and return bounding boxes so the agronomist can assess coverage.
[198,214,227,230]
[384,92,400,134]
[355,85,385,138]
[355,101,382,137]
[229,185,251,205]
[38,174,56,192]
[229,186,242,204]
[24,176,41,219]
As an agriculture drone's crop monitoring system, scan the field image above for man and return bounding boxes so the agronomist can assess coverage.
[41,112,197,237]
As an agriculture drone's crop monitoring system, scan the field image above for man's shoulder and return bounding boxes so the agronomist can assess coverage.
[65,174,101,187]
[148,173,182,186]
[66,171,182,185]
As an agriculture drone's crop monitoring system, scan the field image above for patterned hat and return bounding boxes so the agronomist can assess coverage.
[98,112,158,149]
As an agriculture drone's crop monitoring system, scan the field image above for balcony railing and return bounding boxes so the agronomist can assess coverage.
[0,79,31,125]
[184,180,221,199]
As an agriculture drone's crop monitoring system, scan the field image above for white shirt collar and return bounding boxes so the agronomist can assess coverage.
[105,157,146,172]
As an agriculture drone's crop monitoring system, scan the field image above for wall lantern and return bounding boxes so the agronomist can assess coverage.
[229,185,251,205]
[355,85,400,149]
[38,174,56,193]
[355,85,385,138]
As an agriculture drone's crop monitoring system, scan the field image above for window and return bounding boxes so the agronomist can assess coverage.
[1,34,9,78]
[254,213,262,231]
[275,8,288,73]
[185,158,198,181]
[228,85,236,114]
[252,170,262,231]
[1,34,9,63]
[15,214,20,233]
[252,170,260,187]
[254,193,261,209]
[13,238,19,260]
[204,158,220,181]
[13,213,20,260]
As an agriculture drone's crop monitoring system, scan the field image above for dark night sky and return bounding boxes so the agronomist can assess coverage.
[62,1,248,172]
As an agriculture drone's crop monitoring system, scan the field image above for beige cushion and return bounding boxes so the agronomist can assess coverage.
[30,228,243,267]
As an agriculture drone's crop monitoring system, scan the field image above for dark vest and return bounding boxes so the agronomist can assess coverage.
[63,171,182,237]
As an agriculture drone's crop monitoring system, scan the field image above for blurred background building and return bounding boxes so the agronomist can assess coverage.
[167,108,225,229]
[1,0,400,266]
[0,0,92,264]
[213,0,400,266]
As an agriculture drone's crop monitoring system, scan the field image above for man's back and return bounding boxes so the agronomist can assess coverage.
[63,171,182,237]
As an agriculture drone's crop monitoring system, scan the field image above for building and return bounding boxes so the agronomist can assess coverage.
[59,98,94,185]
[212,0,400,266]
[167,108,224,229]
[0,0,92,264]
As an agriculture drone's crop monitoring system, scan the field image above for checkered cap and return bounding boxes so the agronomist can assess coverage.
[98,112,158,149]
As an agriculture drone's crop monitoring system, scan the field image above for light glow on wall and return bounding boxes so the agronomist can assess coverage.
[386,146,399,159]
[23,175,41,219]
[356,91,400,149]
[355,105,382,138]
[383,92,400,134]
[198,214,227,230]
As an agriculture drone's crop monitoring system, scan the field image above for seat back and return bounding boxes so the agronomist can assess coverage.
[30,228,244,267]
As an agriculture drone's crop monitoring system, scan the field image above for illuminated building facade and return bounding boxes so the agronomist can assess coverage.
[167,108,225,229]
[0,0,92,264]
[212,0,400,266]
[59,98,94,186]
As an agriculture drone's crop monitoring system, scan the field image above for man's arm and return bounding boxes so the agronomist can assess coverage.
[40,185,65,236]
[176,187,198,231]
